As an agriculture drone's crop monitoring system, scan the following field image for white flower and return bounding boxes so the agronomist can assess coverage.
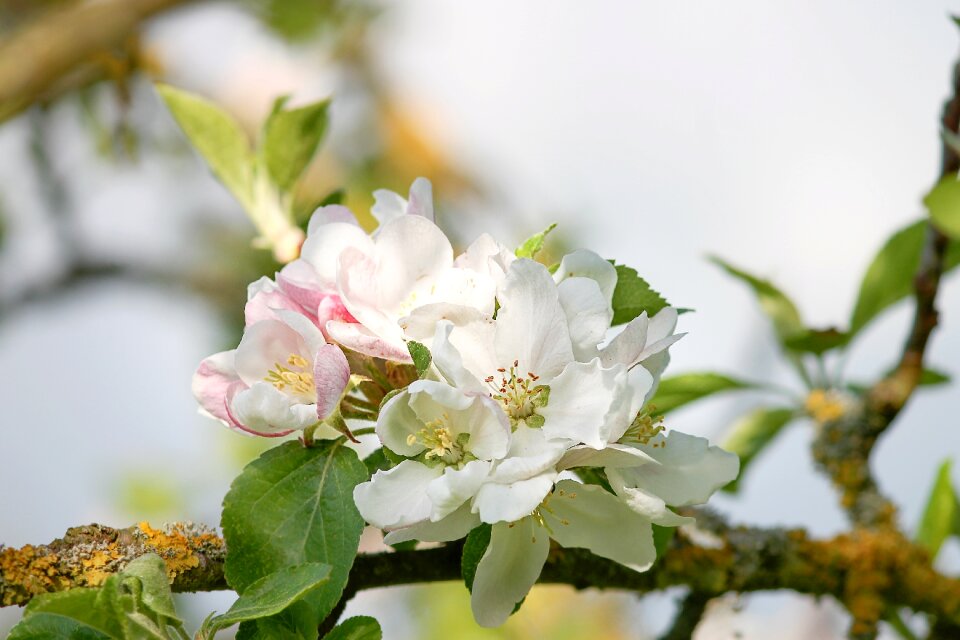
[470,479,657,627]
[408,258,651,451]
[353,380,510,530]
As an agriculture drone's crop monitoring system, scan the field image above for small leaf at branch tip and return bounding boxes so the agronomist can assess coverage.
[515,223,558,259]
[323,615,383,640]
[916,459,960,559]
[649,372,754,415]
[709,255,805,343]
[925,176,960,240]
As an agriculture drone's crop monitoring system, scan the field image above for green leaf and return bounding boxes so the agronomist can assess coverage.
[783,328,849,355]
[916,460,960,558]
[23,589,116,638]
[362,448,392,476]
[710,256,804,342]
[925,176,960,240]
[721,407,795,493]
[610,264,670,325]
[208,563,331,634]
[849,220,960,337]
[652,524,675,559]
[156,85,254,207]
[515,223,557,259]
[323,616,383,640]
[119,554,180,623]
[262,99,330,191]
[919,367,952,386]
[649,373,754,415]
[407,341,432,377]
[461,524,492,592]
[221,440,367,636]
[8,613,110,640]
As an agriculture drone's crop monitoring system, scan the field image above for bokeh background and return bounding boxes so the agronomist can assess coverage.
[2,1,959,638]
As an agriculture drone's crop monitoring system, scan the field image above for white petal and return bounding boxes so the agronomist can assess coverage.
[306,204,359,234]
[552,249,618,305]
[543,480,655,572]
[474,471,557,524]
[299,219,373,285]
[489,425,567,484]
[335,247,405,346]
[471,519,550,628]
[427,460,492,520]
[606,468,694,526]
[370,215,453,308]
[494,259,573,380]
[383,502,480,545]
[430,321,491,393]
[647,307,679,343]
[229,382,317,433]
[325,320,412,363]
[376,389,427,456]
[400,303,490,342]
[455,233,515,281]
[557,443,657,471]
[370,189,408,225]
[600,312,649,368]
[540,359,633,449]
[617,431,740,506]
[557,277,612,362]
[353,460,444,530]
[406,177,434,220]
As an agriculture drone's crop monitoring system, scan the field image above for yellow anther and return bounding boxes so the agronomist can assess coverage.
[264,353,315,397]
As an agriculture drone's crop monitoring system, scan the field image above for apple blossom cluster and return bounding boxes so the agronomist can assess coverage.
[192,178,739,627]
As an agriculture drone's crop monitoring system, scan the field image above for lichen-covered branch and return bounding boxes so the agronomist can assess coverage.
[657,591,711,640]
[0,522,225,607]
[812,53,959,531]
[0,0,198,122]
[5,521,960,638]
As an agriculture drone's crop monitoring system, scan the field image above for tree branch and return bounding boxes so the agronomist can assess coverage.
[5,521,960,637]
[657,591,711,640]
[0,0,199,122]
[811,51,959,530]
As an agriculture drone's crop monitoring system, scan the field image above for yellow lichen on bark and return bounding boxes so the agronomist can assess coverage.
[1,522,225,606]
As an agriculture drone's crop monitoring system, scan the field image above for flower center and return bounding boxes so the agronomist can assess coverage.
[485,360,548,428]
[621,410,665,446]
[406,414,465,464]
[264,353,315,399]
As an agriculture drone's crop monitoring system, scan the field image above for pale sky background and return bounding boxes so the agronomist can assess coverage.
[2,1,959,638]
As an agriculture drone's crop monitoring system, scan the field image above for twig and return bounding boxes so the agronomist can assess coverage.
[657,591,711,640]
[0,0,198,122]
[812,51,959,530]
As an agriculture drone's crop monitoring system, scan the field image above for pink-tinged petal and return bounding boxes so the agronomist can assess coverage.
[245,277,304,326]
[306,204,360,235]
[192,350,240,423]
[223,381,293,438]
[276,263,326,319]
[316,295,357,327]
[406,177,434,221]
[326,320,412,363]
[234,319,312,386]
[314,343,350,419]
[336,247,402,343]
[299,219,373,285]
[229,382,316,434]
